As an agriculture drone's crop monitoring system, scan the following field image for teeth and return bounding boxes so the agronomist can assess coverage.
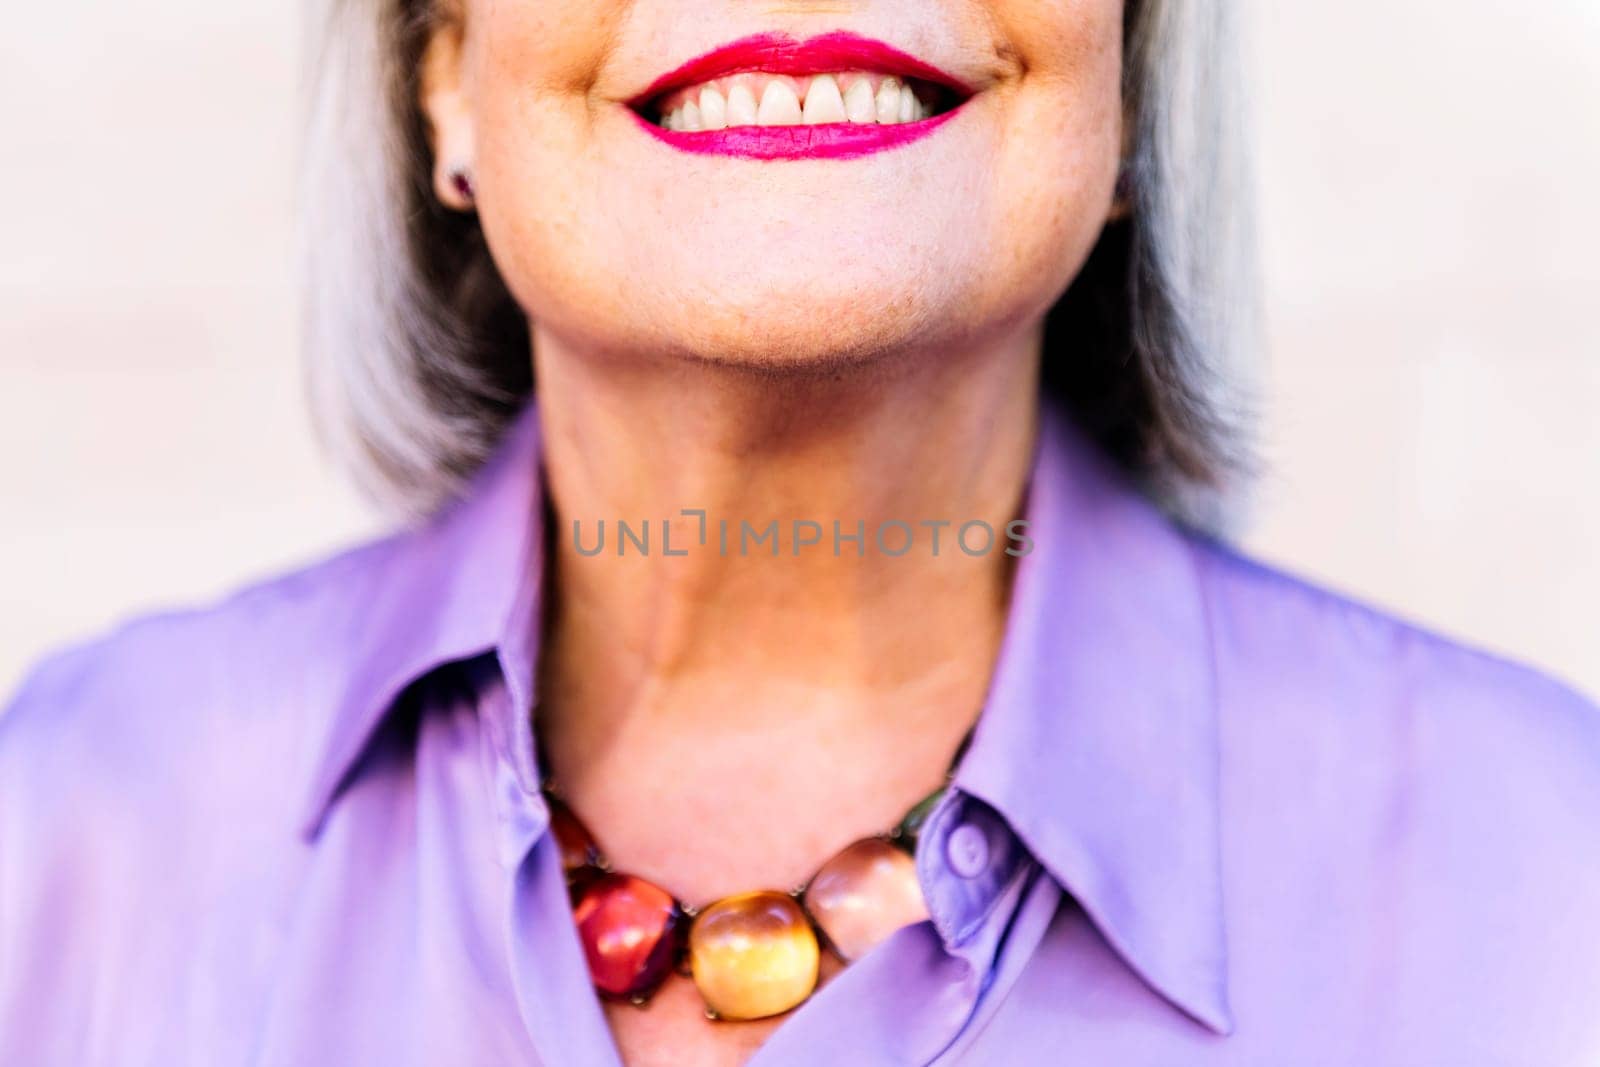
[726,82,759,127]
[656,71,940,130]
[843,77,877,123]
[756,80,802,125]
[875,77,902,125]
[801,75,846,124]
[699,87,727,130]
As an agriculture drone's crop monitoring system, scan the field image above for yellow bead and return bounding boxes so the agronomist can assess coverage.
[688,890,820,1020]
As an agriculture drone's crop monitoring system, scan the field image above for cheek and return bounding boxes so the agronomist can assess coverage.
[467,0,623,97]
[995,69,1121,275]
[465,2,629,332]
[956,0,1125,326]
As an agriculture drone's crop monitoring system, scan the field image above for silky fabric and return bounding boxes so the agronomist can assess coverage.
[4,402,1599,1065]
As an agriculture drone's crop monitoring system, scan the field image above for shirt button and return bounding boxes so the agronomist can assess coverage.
[945,822,990,879]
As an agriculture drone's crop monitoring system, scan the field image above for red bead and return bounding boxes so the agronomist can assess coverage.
[547,794,603,875]
[571,873,683,1001]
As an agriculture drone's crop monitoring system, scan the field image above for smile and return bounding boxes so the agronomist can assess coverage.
[628,32,974,161]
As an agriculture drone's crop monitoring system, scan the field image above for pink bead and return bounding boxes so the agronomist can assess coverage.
[803,838,928,962]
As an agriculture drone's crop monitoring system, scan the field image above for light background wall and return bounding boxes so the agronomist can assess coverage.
[2,1,1596,698]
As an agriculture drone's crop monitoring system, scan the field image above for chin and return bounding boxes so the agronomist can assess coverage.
[648,277,965,375]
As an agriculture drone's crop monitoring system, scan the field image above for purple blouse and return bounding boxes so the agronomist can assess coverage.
[4,403,1599,1065]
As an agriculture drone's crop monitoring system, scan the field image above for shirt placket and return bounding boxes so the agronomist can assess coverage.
[479,678,627,1067]
[916,789,1060,1064]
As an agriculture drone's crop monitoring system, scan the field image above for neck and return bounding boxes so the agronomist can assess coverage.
[531,322,1042,820]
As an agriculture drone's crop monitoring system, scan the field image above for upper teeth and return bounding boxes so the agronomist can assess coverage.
[659,73,933,131]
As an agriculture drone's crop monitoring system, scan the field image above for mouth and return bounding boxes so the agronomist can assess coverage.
[627,31,975,161]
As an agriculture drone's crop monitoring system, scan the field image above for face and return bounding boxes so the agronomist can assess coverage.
[421,1,1124,372]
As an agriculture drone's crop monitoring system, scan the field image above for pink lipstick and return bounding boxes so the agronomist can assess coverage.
[628,32,973,161]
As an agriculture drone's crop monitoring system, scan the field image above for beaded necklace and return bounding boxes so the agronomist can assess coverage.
[543,741,966,1022]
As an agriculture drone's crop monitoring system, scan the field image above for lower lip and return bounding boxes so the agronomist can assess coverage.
[630,109,960,161]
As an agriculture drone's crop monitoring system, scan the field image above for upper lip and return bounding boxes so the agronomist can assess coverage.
[626,31,976,114]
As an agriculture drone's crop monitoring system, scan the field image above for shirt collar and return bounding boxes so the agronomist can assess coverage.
[297,399,1232,1034]
[300,404,547,838]
[954,401,1233,1035]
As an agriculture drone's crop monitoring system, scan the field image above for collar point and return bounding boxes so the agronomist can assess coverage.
[1197,1000,1237,1038]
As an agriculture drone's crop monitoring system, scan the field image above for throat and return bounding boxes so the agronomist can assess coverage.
[526,317,1038,902]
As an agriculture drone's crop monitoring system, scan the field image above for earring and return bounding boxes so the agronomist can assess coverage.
[1113,167,1134,206]
[450,168,475,205]
[1107,164,1135,222]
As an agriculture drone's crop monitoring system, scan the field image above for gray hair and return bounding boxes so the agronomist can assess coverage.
[299,0,1258,533]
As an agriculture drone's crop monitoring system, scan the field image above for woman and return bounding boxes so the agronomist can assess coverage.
[3,0,1597,1063]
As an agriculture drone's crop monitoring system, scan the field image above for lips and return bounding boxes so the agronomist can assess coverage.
[627,32,974,161]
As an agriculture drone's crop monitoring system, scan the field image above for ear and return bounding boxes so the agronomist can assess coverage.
[419,14,476,212]
[1107,110,1136,223]
[1107,164,1134,223]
